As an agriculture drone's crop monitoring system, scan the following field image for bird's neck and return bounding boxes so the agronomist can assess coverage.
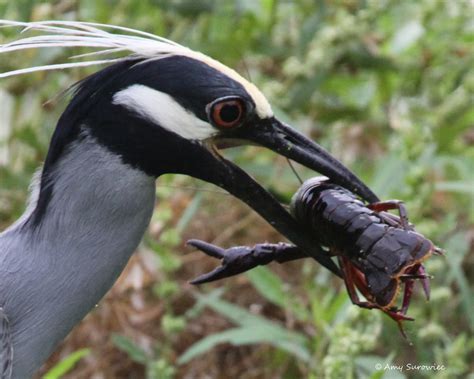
[1,134,156,376]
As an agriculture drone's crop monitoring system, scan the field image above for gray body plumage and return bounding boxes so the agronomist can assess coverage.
[0,132,155,377]
[0,308,12,379]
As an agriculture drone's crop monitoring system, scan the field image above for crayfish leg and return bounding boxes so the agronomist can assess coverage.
[398,263,431,314]
[399,264,431,301]
[338,257,377,310]
[367,200,410,230]
[384,309,414,340]
[418,265,431,300]
[400,278,415,315]
[338,257,415,340]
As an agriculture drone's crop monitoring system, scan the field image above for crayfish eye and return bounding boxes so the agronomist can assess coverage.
[207,97,246,129]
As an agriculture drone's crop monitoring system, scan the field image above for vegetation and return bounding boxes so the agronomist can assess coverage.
[0,1,472,378]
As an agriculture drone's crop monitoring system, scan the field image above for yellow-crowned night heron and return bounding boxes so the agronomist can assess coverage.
[0,21,377,378]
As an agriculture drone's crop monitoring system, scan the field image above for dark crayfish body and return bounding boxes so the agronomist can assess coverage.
[189,177,443,334]
[291,177,441,326]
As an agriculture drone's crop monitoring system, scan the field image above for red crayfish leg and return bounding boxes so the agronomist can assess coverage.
[399,264,431,301]
[384,308,414,340]
[400,278,415,315]
[418,265,431,300]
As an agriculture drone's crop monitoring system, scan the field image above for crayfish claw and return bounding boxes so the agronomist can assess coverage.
[188,241,263,284]
[187,239,226,259]
[190,266,229,285]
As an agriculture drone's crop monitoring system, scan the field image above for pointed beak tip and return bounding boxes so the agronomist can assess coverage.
[242,118,378,202]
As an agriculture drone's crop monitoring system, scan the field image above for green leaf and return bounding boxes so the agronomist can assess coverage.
[325,290,350,324]
[444,233,474,331]
[176,192,203,233]
[196,292,306,345]
[111,334,148,364]
[195,292,269,327]
[178,325,311,364]
[43,349,90,379]
[370,153,408,198]
[246,266,287,307]
[181,294,311,364]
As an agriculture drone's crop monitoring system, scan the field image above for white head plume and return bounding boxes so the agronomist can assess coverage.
[0,20,272,117]
[0,20,193,78]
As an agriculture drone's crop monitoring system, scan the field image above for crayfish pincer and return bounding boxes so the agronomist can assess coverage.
[188,177,443,336]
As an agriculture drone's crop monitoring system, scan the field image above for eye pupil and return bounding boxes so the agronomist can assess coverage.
[209,98,246,129]
[220,104,240,123]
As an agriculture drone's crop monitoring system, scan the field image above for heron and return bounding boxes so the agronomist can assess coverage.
[0,21,378,378]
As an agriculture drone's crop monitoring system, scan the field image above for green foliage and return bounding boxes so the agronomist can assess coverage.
[246,266,289,308]
[179,290,312,364]
[111,334,176,379]
[43,349,90,379]
[112,334,149,364]
[0,0,472,378]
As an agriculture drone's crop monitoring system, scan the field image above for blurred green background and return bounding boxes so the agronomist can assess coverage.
[0,0,473,378]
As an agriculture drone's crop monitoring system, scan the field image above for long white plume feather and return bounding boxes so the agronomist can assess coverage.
[0,20,273,117]
[0,20,194,78]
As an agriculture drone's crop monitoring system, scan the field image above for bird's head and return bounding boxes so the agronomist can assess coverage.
[0,21,378,274]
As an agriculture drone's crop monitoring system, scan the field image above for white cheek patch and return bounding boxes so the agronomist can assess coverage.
[112,84,216,140]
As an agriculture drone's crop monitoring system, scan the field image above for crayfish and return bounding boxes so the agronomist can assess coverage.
[189,177,443,336]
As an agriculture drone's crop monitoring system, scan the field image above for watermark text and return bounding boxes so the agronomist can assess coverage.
[374,363,446,372]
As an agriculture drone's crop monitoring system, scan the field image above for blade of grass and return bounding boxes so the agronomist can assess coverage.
[43,349,90,379]
[246,266,287,308]
[179,325,311,364]
[112,334,149,364]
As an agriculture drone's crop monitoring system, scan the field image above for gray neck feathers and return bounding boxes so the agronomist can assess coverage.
[0,134,156,378]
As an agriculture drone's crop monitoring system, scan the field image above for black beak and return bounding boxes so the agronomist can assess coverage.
[231,118,378,203]
[184,118,378,276]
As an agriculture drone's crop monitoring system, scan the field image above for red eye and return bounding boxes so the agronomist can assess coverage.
[209,98,245,129]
